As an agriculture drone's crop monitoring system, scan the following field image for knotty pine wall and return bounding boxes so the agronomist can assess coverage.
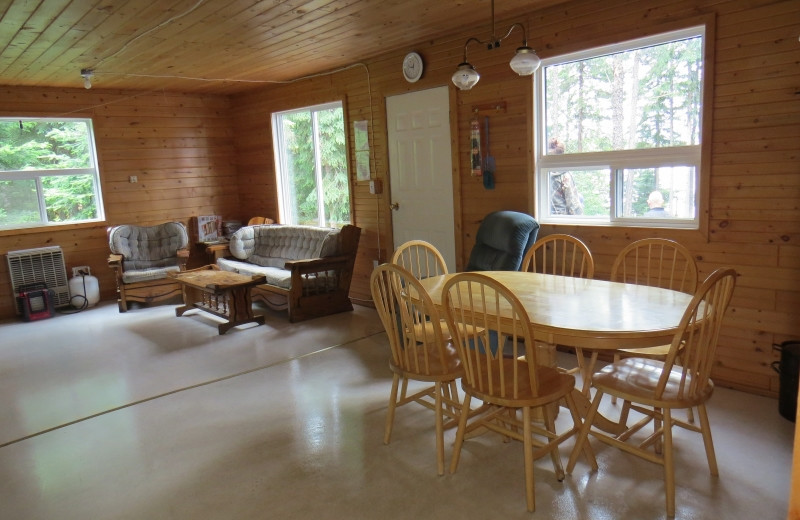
[0,0,796,398]
[0,88,242,316]
[231,0,799,397]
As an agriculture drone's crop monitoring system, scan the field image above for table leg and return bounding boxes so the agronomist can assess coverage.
[570,389,626,435]
[175,285,195,316]
[217,286,264,335]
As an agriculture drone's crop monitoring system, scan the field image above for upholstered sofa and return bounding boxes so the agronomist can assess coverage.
[212,224,361,322]
[108,222,190,312]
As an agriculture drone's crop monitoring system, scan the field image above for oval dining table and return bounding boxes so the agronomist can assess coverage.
[418,271,695,433]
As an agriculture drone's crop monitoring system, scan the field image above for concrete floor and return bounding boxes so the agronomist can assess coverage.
[0,300,794,519]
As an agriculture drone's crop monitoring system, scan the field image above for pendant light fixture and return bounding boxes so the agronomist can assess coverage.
[80,69,94,89]
[451,0,541,90]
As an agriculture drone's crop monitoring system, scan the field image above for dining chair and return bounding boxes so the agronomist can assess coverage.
[443,272,597,512]
[599,238,699,418]
[566,267,737,518]
[520,234,595,392]
[520,233,595,278]
[369,263,463,476]
[391,239,448,279]
[391,239,452,343]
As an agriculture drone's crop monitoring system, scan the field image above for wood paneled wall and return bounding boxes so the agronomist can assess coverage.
[230,0,799,397]
[0,0,796,398]
[0,89,240,316]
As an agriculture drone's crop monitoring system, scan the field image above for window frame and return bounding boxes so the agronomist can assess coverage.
[271,101,352,228]
[533,25,710,231]
[0,117,105,231]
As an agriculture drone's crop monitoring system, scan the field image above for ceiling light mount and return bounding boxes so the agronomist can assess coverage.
[80,68,94,89]
[452,0,541,90]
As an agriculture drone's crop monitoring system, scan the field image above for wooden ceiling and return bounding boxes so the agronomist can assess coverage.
[0,0,566,95]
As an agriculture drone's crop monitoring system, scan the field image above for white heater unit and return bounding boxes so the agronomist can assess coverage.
[7,246,70,311]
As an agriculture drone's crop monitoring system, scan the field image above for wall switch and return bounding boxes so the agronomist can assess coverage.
[373,260,379,268]
[129,175,138,183]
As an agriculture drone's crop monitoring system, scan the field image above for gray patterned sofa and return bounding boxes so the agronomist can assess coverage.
[213,224,361,322]
[107,222,190,312]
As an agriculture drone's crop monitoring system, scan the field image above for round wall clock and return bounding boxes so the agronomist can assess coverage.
[402,52,424,83]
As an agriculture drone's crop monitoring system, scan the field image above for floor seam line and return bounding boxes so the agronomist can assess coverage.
[0,330,384,449]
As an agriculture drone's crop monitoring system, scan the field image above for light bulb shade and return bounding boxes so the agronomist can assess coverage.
[509,47,541,76]
[452,63,480,90]
[83,77,92,89]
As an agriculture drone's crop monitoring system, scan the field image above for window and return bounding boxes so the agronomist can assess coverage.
[535,27,704,228]
[0,118,104,230]
[272,102,351,227]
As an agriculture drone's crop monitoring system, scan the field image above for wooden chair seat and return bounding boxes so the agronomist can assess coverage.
[592,358,714,408]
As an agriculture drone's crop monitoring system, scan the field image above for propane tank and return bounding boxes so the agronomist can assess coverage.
[69,268,100,308]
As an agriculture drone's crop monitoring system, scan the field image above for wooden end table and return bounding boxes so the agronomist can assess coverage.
[169,265,265,334]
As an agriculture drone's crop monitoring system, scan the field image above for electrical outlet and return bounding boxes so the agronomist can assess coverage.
[72,266,91,277]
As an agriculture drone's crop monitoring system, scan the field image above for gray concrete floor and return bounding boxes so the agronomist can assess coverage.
[0,300,794,519]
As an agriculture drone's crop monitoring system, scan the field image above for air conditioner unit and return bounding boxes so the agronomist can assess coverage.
[7,246,70,313]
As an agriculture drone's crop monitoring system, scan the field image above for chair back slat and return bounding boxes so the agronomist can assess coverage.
[521,234,595,279]
[443,273,540,402]
[370,263,453,377]
[611,238,698,294]
[656,267,736,401]
[391,240,448,280]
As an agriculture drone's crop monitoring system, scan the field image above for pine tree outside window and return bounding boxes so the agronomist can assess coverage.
[272,102,351,228]
[0,118,104,230]
[534,27,705,229]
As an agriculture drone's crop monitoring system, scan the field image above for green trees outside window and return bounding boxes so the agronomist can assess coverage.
[536,27,704,227]
[272,102,350,228]
[0,118,103,229]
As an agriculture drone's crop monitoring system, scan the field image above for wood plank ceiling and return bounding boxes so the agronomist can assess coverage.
[0,0,565,94]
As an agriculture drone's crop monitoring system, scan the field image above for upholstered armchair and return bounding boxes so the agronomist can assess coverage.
[466,211,540,271]
[108,222,190,312]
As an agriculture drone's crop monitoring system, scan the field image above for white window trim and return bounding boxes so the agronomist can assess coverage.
[0,117,105,230]
[533,26,706,230]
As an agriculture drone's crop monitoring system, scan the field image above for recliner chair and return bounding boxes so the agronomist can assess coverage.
[466,211,539,271]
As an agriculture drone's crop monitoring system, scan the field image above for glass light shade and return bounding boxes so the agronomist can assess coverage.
[509,47,541,76]
[452,63,480,90]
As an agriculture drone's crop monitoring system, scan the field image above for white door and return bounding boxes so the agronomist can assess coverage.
[386,86,456,271]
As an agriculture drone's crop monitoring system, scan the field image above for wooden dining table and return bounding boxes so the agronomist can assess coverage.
[419,271,695,433]
[419,271,693,351]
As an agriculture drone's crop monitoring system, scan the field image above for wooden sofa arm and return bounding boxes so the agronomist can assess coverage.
[108,254,123,269]
[284,254,351,272]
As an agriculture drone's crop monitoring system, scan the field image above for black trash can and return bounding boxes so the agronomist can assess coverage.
[772,341,800,422]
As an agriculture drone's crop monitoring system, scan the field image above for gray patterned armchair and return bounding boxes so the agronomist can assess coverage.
[108,222,190,312]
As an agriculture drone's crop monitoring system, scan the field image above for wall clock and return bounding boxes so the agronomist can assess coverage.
[402,52,424,83]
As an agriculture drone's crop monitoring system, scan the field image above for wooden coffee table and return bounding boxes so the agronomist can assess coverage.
[169,265,266,334]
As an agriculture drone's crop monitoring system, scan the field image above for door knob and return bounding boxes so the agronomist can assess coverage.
[390,202,400,210]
